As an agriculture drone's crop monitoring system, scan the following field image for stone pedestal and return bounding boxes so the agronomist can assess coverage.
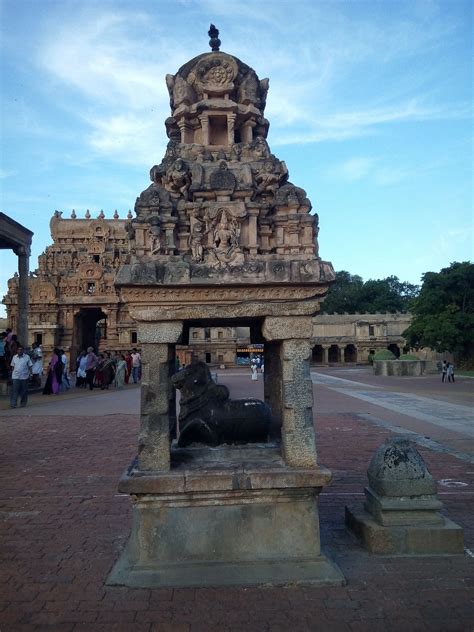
[108,449,344,588]
[346,438,464,555]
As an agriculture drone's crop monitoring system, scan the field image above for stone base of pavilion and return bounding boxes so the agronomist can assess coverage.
[107,448,345,588]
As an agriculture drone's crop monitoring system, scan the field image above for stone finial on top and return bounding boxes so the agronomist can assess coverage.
[208,24,221,51]
[113,209,119,219]
[85,209,91,219]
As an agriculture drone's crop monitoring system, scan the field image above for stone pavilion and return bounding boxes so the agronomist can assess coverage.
[108,26,343,588]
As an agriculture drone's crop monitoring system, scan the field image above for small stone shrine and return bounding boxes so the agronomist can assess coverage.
[109,26,343,587]
[345,438,464,555]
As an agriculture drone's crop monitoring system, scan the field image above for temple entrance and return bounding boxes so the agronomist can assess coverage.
[328,344,339,363]
[312,345,324,364]
[344,344,357,363]
[72,308,107,365]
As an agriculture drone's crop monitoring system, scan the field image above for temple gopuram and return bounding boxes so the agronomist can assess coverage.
[3,211,134,361]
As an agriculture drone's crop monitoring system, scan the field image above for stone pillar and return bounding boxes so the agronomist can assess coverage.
[322,346,329,365]
[136,321,183,471]
[178,119,193,144]
[15,246,30,347]
[240,120,255,143]
[199,114,209,145]
[262,317,317,468]
[227,113,236,145]
[247,208,259,256]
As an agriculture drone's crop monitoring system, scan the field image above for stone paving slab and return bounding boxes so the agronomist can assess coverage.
[0,370,473,631]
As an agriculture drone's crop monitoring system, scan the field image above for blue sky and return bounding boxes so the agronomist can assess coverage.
[0,0,472,315]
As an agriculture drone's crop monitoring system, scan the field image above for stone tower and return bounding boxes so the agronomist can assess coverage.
[110,26,342,588]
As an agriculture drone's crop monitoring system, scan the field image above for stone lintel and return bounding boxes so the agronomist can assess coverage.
[137,321,183,343]
[129,300,322,322]
[118,461,332,495]
[262,316,314,341]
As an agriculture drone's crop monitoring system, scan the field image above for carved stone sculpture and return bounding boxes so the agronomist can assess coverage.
[171,362,271,447]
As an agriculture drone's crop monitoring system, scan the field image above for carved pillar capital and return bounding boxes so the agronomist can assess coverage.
[262,316,313,341]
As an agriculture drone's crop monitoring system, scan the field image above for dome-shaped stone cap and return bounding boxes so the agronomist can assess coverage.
[166,51,269,113]
[367,437,437,497]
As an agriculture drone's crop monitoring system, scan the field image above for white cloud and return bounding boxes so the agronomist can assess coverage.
[331,157,374,182]
[27,2,471,167]
[87,112,166,166]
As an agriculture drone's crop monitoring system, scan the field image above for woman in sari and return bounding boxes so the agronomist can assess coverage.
[101,352,115,390]
[115,354,127,389]
[43,348,62,395]
[124,351,132,384]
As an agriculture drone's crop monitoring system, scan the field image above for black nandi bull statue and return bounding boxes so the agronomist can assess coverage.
[172,361,272,447]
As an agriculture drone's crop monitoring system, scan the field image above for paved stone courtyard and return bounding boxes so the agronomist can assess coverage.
[1,368,473,631]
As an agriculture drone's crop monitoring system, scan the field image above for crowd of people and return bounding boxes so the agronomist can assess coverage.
[74,347,141,391]
[0,328,142,408]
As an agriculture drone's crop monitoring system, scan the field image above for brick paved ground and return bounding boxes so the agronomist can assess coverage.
[1,373,473,631]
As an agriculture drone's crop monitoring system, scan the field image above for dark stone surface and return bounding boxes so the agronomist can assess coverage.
[172,362,272,446]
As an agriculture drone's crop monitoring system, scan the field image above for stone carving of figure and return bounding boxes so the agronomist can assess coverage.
[164,159,191,200]
[204,209,244,269]
[148,228,161,255]
[125,219,136,241]
[252,161,281,200]
[189,220,207,262]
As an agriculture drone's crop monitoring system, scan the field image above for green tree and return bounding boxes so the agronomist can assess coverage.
[322,272,418,314]
[403,262,474,363]
[321,271,363,313]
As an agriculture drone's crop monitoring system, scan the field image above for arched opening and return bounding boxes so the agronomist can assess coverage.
[312,345,323,364]
[344,344,357,363]
[388,343,400,358]
[328,344,339,363]
[72,307,107,366]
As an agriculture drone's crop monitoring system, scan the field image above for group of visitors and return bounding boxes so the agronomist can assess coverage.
[5,336,141,407]
[75,347,141,391]
[42,348,70,395]
[441,360,455,383]
[1,328,21,379]
[250,356,264,381]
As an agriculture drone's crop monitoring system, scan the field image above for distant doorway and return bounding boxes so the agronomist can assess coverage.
[73,308,107,365]
[328,345,339,363]
[312,345,323,364]
[344,344,357,363]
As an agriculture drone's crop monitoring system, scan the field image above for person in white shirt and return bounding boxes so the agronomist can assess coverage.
[60,349,70,390]
[131,348,141,384]
[31,342,43,386]
[10,346,33,408]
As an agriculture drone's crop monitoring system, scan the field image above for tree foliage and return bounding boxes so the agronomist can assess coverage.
[403,262,474,361]
[322,271,419,314]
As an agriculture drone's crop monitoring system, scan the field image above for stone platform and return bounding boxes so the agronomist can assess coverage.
[108,448,344,588]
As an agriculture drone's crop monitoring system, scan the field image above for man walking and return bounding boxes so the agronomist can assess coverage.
[131,348,141,384]
[10,345,33,408]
